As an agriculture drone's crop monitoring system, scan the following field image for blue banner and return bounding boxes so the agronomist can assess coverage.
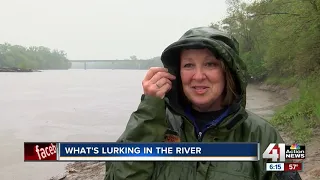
[57,142,259,161]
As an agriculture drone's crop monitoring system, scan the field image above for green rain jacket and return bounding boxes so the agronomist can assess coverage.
[104,27,302,180]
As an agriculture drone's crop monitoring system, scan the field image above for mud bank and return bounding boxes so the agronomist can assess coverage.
[257,83,299,101]
[257,83,320,180]
[50,162,105,180]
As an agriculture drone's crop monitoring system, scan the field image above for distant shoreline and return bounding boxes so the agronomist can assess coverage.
[0,67,41,72]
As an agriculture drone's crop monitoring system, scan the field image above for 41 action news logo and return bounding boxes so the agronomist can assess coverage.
[262,143,305,162]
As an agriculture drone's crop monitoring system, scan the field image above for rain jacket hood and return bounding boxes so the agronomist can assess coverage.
[160,27,249,131]
[161,27,248,106]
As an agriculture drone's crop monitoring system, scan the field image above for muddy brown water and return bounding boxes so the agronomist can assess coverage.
[0,70,284,180]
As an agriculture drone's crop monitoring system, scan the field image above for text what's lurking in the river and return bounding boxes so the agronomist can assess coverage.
[64,146,202,155]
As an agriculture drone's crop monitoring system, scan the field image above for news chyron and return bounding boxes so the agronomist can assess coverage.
[24,142,57,161]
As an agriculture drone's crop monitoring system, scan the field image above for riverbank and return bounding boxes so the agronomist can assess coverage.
[50,84,314,180]
[0,67,40,72]
[257,81,320,179]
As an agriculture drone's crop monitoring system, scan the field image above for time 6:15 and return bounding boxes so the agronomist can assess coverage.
[271,163,282,169]
[266,163,284,171]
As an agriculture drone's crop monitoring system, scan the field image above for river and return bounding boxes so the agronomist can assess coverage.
[0,69,283,180]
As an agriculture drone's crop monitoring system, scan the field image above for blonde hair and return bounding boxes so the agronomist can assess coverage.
[220,61,238,106]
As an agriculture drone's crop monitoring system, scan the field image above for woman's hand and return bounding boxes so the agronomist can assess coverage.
[142,67,176,99]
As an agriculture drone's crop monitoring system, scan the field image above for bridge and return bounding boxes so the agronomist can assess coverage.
[69,60,149,70]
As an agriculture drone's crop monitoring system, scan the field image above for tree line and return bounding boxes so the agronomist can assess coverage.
[0,42,163,70]
[214,0,319,142]
[212,0,320,82]
[0,43,71,70]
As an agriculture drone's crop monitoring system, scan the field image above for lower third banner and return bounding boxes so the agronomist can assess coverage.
[57,142,259,161]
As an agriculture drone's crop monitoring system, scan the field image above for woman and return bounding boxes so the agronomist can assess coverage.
[104,27,302,180]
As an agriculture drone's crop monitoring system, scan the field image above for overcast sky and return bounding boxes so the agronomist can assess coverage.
[0,0,228,60]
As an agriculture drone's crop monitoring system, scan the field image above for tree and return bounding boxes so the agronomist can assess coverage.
[130,55,138,60]
[0,43,71,70]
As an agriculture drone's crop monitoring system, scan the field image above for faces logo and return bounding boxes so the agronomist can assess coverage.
[35,143,56,160]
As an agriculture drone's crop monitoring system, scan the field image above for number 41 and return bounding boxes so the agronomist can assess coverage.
[262,143,286,162]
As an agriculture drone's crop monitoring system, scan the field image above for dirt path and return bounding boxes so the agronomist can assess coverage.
[50,84,320,180]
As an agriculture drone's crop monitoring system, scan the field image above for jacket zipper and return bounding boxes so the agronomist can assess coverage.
[197,125,217,141]
[197,132,202,141]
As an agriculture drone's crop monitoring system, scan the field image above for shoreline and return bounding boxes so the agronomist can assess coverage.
[0,67,41,72]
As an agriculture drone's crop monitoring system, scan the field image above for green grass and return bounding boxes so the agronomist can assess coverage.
[269,74,320,143]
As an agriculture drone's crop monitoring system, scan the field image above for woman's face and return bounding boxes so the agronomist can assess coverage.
[180,48,225,111]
